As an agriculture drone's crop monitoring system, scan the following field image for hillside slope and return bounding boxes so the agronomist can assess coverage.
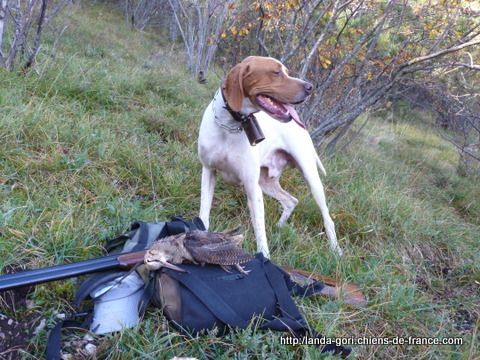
[0,3,478,359]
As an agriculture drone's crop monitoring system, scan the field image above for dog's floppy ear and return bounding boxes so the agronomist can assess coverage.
[223,62,249,112]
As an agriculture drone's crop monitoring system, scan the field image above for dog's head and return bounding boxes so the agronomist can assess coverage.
[222,56,313,122]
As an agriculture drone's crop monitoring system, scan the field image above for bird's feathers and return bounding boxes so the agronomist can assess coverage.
[144,229,253,271]
[186,239,253,266]
[185,230,253,265]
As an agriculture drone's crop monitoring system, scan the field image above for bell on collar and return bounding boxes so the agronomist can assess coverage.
[241,115,265,146]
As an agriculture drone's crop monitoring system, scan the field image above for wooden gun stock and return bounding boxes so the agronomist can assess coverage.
[117,251,147,268]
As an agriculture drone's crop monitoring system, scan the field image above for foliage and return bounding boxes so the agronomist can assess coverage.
[115,1,480,165]
[218,0,480,149]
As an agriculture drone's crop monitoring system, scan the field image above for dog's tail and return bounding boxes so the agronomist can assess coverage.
[315,152,327,176]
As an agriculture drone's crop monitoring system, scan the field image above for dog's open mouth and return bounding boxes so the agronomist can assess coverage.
[256,94,300,123]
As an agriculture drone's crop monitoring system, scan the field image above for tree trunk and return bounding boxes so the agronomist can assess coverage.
[0,0,7,64]
[22,0,48,71]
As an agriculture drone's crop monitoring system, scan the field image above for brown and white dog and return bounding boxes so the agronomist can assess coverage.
[198,56,342,257]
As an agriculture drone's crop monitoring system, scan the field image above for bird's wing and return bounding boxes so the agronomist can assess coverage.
[222,228,244,246]
[186,229,244,246]
[185,238,253,266]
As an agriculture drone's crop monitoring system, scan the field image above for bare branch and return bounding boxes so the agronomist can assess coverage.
[22,0,48,72]
[299,0,342,78]
[443,134,480,162]
[452,62,480,71]
[0,0,7,63]
[397,39,480,71]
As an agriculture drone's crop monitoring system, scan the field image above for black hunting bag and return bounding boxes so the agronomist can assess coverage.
[46,218,351,358]
[152,254,351,357]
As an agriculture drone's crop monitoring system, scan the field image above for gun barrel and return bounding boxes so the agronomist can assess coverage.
[0,251,146,292]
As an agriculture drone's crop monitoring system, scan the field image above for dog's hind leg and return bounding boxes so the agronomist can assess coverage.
[292,152,343,256]
[259,168,298,227]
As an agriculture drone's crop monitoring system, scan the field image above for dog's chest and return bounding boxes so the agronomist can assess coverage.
[211,151,257,185]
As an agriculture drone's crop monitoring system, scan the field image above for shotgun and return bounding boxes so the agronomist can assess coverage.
[0,251,366,306]
[0,251,146,291]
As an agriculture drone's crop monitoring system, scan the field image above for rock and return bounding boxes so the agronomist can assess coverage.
[33,319,46,335]
[83,334,94,342]
[84,343,97,355]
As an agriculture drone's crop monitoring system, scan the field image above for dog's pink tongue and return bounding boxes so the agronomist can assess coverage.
[284,104,305,129]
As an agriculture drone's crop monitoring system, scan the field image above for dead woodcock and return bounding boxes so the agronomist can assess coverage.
[144,229,254,274]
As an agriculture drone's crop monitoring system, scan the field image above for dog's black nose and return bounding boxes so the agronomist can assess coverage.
[303,82,313,94]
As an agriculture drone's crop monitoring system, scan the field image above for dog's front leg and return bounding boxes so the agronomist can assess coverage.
[199,166,216,230]
[244,181,270,258]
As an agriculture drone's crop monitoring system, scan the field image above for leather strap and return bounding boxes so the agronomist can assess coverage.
[220,89,257,124]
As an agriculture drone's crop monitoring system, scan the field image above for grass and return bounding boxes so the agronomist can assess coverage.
[0,2,479,359]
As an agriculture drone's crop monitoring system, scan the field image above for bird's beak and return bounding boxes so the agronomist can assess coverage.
[161,261,187,272]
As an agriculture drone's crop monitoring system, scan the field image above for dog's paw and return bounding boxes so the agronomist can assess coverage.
[333,246,343,257]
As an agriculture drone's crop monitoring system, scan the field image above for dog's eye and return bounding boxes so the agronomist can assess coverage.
[272,70,281,76]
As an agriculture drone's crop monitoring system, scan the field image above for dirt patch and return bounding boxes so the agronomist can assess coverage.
[453,305,477,332]
[438,279,479,333]
[415,265,479,334]
[0,286,32,314]
[0,315,33,359]
[0,266,99,359]
[402,243,479,335]
[0,267,39,359]
[141,115,188,143]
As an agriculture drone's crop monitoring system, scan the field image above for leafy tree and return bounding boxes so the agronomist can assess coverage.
[220,0,480,151]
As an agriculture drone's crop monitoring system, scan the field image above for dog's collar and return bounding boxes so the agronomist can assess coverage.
[217,89,265,146]
[220,88,258,124]
[213,90,243,133]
